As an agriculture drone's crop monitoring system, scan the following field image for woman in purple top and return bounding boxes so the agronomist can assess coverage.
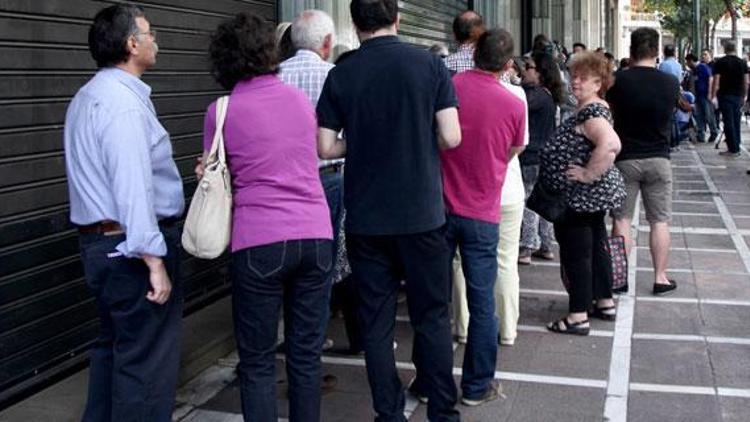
[202,13,332,422]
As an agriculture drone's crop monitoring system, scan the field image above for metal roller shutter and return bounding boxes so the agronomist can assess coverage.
[399,0,469,48]
[0,0,277,407]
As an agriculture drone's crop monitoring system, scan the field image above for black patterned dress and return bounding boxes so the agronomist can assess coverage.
[539,102,626,212]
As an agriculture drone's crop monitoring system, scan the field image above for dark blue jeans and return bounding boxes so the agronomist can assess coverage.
[347,228,459,422]
[231,239,332,422]
[80,225,183,422]
[444,214,499,399]
[695,94,718,140]
[719,94,743,153]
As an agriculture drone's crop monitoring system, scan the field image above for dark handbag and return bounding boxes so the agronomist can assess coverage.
[560,235,629,294]
[526,181,567,223]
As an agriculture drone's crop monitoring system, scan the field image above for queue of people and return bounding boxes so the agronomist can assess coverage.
[64,1,710,421]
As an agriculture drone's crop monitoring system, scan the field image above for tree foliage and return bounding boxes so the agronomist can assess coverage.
[637,0,746,48]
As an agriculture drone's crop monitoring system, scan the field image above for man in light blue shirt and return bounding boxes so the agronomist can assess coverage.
[658,44,683,149]
[64,5,184,421]
[658,44,683,82]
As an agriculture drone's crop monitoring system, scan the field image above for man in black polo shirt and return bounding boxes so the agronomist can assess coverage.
[607,27,680,296]
[711,40,749,156]
[316,1,461,420]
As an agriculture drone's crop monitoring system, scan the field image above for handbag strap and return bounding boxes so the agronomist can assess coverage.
[206,95,230,165]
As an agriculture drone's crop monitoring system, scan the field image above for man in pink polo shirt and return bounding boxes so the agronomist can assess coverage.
[441,28,526,406]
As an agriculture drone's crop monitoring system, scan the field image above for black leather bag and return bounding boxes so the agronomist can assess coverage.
[527,182,567,223]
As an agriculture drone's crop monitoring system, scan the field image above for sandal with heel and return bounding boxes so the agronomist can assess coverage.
[546,317,590,336]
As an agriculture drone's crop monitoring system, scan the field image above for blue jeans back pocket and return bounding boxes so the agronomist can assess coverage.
[246,241,287,278]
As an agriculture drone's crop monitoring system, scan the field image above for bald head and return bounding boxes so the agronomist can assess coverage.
[452,11,484,44]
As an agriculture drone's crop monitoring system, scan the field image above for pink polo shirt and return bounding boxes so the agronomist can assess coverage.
[203,75,332,252]
[441,70,526,224]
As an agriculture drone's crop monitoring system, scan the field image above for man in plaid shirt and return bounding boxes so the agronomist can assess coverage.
[279,9,359,356]
[445,10,485,75]
[279,10,334,105]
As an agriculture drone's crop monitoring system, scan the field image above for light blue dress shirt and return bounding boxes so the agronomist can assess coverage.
[64,67,184,258]
[658,57,683,83]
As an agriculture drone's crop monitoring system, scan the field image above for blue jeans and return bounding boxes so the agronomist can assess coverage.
[719,94,743,153]
[695,94,718,140]
[444,214,499,399]
[347,229,459,422]
[80,225,182,422]
[231,239,332,422]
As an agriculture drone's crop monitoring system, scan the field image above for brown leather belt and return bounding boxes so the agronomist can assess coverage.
[78,220,123,235]
[78,217,179,235]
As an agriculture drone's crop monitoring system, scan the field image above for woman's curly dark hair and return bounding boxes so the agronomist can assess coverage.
[209,12,279,90]
[532,52,565,105]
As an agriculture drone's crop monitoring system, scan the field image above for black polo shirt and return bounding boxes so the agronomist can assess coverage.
[316,35,458,236]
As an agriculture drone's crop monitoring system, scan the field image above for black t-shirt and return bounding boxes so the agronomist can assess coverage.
[713,55,749,97]
[316,36,458,235]
[606,66,680,161]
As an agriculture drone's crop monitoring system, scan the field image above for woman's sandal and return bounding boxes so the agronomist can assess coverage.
[546,317,590,336]
[590,306,617,321]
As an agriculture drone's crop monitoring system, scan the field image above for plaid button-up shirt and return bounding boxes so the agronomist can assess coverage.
[279,49,334,106]
[279,49,341,168]
[444,43,475,75]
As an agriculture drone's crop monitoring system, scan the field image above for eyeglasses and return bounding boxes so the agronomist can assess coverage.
[134,29,157,40]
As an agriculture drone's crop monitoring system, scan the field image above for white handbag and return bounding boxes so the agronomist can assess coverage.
[182,95,232,259]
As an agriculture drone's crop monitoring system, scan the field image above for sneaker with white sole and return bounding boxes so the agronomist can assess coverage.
[461,380,502,406]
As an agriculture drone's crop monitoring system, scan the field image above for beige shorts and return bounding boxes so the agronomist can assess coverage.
[611,157,672,223]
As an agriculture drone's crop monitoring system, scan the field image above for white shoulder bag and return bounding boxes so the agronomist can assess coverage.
[182,96,232,259]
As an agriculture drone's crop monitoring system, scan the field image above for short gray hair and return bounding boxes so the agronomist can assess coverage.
[291,10,335,51]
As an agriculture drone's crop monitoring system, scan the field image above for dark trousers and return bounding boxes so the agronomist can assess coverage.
[553,210,613,313]
[719,94,743,153]
[444,214,499,399]
[322,168,361,351]
[695,94,718,139]
[331,275,362,352]
[80,226,182,422]
[347,228,459,422]
[231,239,332,422]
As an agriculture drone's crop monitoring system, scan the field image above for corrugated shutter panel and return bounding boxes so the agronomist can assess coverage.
[0,0,277,407]
[398,0,468,48]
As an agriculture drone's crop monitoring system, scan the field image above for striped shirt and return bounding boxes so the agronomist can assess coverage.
[279,49,334,106]
[445,44,475,75]
[279,49,342,168]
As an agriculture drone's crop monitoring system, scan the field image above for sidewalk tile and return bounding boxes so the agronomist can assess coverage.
[630,340,713,386]
[700,304,750,338]
[708,343,750,389]
[482,331,612,381]
[719,397,750,422]
[633,301,703,336]
[628,392,721,422]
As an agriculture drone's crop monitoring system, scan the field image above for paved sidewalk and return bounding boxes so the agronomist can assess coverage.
[177,135,750,422]
[3,130,750,422]
[175,131,750,422]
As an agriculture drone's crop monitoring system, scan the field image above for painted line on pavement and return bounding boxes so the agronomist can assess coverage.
[637,296,750,307]
[604,195,640,422]
[671,199,714,204]
[635,246,736,254]
[632,333,750,346]
[526,260,747,276]
[321,356,608,390]
[180,409,247,422]
[692,149,750,276]
[631,383,750,398]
